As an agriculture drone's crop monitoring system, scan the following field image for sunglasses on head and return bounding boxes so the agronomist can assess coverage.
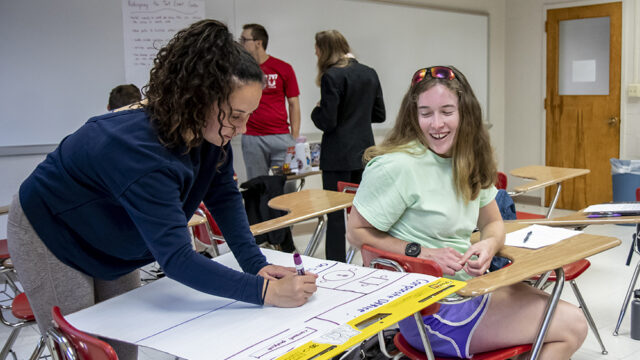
[411,66,456,86]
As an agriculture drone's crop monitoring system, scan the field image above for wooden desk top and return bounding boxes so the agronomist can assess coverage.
[188,214,206,227]
[286,170,322,181]
[250,189,354,236]
[509,165,590,194]
[507,212,640,227]
[460,222,620,297]
[0,205,8,215]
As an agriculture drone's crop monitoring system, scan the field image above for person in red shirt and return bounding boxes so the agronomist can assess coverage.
[240,24,301,180]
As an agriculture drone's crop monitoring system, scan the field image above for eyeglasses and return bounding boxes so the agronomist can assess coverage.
[411,66,456,86]
[238,37,256,44]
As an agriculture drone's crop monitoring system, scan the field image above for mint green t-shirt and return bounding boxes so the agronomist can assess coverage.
[353,143,497,281]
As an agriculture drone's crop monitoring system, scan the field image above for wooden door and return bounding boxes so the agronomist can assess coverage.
[546,2,621,210]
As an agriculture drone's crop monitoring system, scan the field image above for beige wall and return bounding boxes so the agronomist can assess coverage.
[379,0,507,169]
[505,0,640,195]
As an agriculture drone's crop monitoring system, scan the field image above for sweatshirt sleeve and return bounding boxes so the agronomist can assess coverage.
[119,166,265,305]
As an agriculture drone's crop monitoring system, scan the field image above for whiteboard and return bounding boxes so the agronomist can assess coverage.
[233,0,488,135]
[0,0,487,148]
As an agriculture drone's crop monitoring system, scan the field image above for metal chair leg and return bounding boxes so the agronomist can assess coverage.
[614,257,640,335]
[570,280,607,354]
[28,336,46,360]
[530,267,564,360]
[413,312,435,360]
[625,233,636,266]
[303,215,327,257]
[0,327,21,360]
[345,247,357,264]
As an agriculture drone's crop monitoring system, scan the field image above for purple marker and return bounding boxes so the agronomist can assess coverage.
[293,252,305,275]
[587,213,622,218]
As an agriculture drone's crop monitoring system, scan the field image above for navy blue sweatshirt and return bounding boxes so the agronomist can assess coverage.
[19,109,268,305]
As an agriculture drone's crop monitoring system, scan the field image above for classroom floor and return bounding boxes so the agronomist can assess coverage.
[1,204,640,359]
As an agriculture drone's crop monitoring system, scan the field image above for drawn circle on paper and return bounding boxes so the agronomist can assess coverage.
[321,270,356,282]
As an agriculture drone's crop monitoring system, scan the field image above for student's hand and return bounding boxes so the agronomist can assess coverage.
[264,273,318,307]
[420,247,464,276]
[258,264,296,280]
[458,241,494,277]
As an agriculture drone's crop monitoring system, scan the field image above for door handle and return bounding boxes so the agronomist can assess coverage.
[608,117,619,125]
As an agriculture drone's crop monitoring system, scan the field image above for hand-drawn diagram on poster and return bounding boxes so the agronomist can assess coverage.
[67,250,460,360]
[122,0,205,89]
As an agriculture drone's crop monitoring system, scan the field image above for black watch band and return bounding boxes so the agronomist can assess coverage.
[405,242,421,257]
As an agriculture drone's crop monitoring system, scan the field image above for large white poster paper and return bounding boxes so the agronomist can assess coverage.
[67,250,442,360]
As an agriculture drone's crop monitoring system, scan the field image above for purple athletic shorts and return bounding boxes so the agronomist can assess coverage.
[398,293,491,358]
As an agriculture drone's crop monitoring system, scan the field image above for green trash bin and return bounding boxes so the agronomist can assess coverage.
[611,158,640,202]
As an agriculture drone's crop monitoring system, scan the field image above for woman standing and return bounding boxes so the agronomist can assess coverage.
[311,30,385,262]
[7,20,316,358]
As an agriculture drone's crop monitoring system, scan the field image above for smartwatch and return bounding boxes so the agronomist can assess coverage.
[405,242,421,257]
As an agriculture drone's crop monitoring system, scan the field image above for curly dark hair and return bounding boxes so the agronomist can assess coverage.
[143,19,263,153]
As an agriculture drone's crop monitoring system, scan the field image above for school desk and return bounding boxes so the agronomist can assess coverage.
[187,214,206,227]
[65,249,463,360]
[249,189,354,257]
[507,211,640,228]
[509,165,590,218]
[507,212,640,339]
[463,222,620,360]
[286,169,322,191]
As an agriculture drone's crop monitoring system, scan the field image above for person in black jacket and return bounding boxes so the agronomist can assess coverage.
[311,30,385,262]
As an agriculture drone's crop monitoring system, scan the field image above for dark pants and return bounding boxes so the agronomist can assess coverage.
[322,169,363,262]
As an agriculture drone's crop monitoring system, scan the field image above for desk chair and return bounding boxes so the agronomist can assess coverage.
[496,172,546,219]
[497,172,607,354]
[191,203,224,258]
[338,181,359,264]
[360,244,531,360]
[47,306,118,360]
[613,187,640,337]
[0,240,20,299]
[0,293,46,360]
[0,207,20,298]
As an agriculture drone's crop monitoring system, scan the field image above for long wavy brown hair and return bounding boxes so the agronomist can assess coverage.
[143,19,263,153]
[314,30,351,86]
[364,66,496,202]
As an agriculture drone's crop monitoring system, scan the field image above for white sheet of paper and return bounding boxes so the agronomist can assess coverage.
[583,203,640,213]
[66,249,439,360]
[504,224,582,249]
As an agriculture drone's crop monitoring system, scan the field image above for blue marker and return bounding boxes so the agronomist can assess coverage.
[293,252,305,275]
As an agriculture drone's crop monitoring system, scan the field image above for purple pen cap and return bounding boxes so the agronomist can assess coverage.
[293,252,302,265]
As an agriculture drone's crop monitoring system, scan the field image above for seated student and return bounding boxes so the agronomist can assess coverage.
[107,83,142,111]
[346,66,587,359]
[7,20,317,359]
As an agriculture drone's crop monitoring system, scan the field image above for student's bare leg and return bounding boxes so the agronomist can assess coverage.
[469,282,587,360]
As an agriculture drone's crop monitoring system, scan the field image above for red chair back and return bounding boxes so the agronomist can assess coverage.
[337,181,359,214]
[496,172,508,190]
[636,187,640,201]
[360,244,442,316]
[49,306,118,360]
[192,203,225,245]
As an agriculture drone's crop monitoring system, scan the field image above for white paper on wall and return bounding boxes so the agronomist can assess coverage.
[122,0,205,89]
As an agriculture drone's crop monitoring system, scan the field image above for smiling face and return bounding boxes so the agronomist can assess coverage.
[417,84,459,157]
[203,81,262,146]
